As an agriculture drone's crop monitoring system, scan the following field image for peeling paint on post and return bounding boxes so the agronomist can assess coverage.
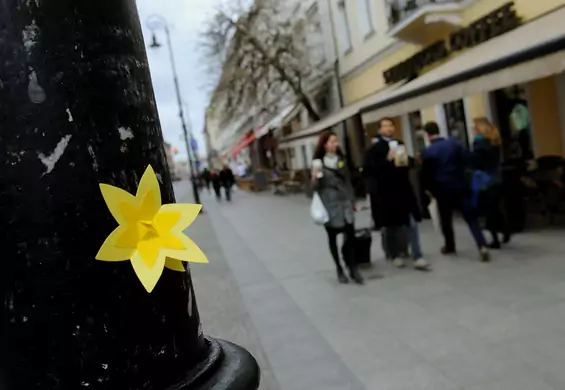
[117,126,134,140]
[1,1,259,389]
[37,134,72,174]
[28,70,46,103]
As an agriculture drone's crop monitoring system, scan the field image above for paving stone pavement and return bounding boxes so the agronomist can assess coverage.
[175,181,565,390]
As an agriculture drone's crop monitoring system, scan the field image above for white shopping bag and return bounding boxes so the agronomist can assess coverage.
[428,198,440,232]
[310,192,329,225]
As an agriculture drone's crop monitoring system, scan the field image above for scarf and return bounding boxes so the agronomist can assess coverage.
[323,154,339,169]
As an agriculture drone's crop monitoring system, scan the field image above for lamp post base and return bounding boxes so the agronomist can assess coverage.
[171,338,260,390]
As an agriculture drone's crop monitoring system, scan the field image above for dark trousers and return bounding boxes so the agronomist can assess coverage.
[224,185,232,202]
[436,189,487,251]
[481,184,509,242]
[325,224,355,270]
[213,185,222,200]
[381,226,407,260]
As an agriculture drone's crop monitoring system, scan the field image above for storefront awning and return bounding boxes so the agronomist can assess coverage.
[231,132,256,158]
[279,82,405,143]
[361,5,565,117]
[281,6,565,144]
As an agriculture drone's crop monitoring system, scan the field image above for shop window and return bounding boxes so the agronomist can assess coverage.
[493,85,533,162]
[443,99,470,148]
[408,111,427,156]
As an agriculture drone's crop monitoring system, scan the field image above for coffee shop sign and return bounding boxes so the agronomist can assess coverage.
[383,2,521,85]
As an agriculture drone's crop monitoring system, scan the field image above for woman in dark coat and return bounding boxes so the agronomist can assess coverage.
[312,131,364,285]
[471,117,511,248]
[363,117,428,270]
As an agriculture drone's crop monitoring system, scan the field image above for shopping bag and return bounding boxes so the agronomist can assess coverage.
[310,192,329,225]
[428,197,440,232]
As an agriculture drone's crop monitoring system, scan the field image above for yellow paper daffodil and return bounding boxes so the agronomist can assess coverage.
[96,165,208,293]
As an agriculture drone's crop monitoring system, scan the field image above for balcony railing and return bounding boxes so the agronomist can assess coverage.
[386,0,466,28]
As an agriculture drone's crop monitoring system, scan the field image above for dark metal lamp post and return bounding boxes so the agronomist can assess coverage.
[0,1,258,389]
[147,14,201,206]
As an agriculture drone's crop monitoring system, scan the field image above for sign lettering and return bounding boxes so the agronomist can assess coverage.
[383,2,521,85]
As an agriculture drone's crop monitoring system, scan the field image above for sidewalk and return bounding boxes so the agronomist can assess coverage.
[177,182,565,390]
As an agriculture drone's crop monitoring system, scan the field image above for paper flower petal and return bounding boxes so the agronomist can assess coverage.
[160,203,202,233]
[130,251,166,293]
[99,184,137,225]
[153,211,182,236]
[139,189,160,222]
[137,234,162,268]
[165,258,186,271]
[168,235,209,264]
[96,226,136,261]
[136,166,161,212]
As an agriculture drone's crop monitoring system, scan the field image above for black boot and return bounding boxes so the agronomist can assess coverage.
[337,268,349,284]
[489,231,501,249]
[502,231,511,244]
[349,267,364,285]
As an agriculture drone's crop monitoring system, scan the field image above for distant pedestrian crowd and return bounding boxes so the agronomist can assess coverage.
[311,117,510,285]
[200,166,236,202]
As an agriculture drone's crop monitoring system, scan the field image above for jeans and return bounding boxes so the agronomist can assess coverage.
[382,217,423,260]
[405,216,423,260]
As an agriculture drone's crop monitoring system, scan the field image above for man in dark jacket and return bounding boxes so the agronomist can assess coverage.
[421,121,490,262]
[364,117,429,270]
[220,165,236,202]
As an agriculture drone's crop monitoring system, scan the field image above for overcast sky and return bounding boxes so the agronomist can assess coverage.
[136,0,216,162]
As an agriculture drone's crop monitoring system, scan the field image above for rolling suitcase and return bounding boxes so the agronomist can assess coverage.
[353,228,372,265]
[341,204,373,265]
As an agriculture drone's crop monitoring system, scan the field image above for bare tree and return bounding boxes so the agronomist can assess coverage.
[201,0,330,123]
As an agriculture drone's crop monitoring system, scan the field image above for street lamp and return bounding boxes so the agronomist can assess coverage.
[147,14,201,206]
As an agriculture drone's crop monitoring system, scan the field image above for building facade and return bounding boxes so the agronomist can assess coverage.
[281,0,565,169]
[208,0,343,172]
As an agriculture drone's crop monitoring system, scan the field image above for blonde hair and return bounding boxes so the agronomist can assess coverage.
[473,117,501,147]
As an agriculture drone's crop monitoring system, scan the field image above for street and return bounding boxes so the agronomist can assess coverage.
[176,181,565,390]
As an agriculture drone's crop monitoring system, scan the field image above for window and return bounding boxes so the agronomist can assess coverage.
[306,3,325,64]
[301,145,309,169]
[443,99,470,148]
[356,0,374,38]
[336,1,352,53]
[315,84,332,117]
[408,111,427,155]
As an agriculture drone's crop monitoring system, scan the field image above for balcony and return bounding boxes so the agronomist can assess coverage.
[386,0,470,44]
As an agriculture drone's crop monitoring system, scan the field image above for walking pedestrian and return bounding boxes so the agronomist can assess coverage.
[220,165,236,202]
[421,121,490,262]
[471,117,511,249]
[312,131,364,285]
[363,117,429,270]
[202,168,212,194]
[211,169,222,201]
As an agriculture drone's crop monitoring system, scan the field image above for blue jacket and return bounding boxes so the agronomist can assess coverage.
[421,137,470,195]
